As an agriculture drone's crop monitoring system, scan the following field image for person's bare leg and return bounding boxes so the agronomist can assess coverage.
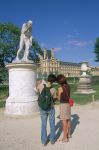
[61,120,68,142]
[67,120,72,138]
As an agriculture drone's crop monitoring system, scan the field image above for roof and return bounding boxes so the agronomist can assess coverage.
[59,61,81,66]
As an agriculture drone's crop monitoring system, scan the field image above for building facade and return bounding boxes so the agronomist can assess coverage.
[37,49,81,78]
[37,49,99,78]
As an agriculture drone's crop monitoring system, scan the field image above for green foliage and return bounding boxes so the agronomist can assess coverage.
[0,101,6,108]
[70,82,99,105]
[0,23,21,66]
[0,68,8,84]
[0,85,8,108]
[0,23,20,83]
[94,37,99,62]
[92,82,99,101]
[92,76,99,83]
[0,85,8,100]
[66,77,79,83]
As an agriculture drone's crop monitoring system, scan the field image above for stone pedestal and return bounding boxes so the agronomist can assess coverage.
[75,61,95,94]
[75,75,95,94]
[5,63,39,116]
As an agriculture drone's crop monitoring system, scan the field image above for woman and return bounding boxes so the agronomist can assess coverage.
[57,74,71,142]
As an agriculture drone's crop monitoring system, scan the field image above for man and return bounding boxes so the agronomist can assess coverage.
[37,74,57,146]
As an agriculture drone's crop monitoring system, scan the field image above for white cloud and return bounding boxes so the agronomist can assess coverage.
[65,40,93,47]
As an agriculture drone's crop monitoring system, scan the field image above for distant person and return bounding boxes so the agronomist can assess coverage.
[37,74,57,146]
[57,74,71,142]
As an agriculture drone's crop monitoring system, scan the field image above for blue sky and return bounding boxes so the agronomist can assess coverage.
[0,0,99,66]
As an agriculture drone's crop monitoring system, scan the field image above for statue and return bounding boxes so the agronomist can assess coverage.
[16,20,33,62]
[81,62,89,76]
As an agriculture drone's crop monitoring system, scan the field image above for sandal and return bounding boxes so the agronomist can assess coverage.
[62,138,69,142]
[59,138,69,142]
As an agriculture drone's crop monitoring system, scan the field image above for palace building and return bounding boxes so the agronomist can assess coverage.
[37,48,99,78]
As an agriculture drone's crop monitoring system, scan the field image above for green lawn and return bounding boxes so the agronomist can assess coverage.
[53,82,99,105]
[70,82,99,105]
[0,100,6,108]
[0,82,99,108]
[0,85,8,99]
[0,85,8,108]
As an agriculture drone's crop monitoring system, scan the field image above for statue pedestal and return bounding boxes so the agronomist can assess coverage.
[75,75,95,94]
[5,63,39,116]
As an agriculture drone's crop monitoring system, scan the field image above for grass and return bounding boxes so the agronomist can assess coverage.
[0,101,6,108]
[0,85,8,108]
[0,81,99,108]
[53,82,99,105]
[92,82,99,101]
[70,82,99,105]
[0,85,8,99]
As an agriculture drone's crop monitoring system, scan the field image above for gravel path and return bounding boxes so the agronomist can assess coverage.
[0,102,99,150]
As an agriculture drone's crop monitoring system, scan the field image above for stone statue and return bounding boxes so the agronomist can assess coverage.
[16,20,33,61]
[81,62,89,76]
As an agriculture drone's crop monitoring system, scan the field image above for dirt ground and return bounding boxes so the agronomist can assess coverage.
[0,102,99,150]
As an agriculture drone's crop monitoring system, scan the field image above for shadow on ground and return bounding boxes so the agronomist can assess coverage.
[55,114,80,141]
[55,120,62,141]
[71,114,80,135]
[47,114,80,144]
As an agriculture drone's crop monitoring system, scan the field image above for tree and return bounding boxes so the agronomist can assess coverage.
[94,37,99,62]
[0,23,21,67]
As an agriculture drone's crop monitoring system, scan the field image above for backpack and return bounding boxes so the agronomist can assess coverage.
[38,84,53,110]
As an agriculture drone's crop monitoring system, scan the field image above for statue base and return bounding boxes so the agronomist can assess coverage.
[5,98,39,115]
[75,75,96,94]
[5,62,39,116]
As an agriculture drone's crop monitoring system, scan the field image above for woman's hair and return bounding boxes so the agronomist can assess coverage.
[47,74,56,83]
[57,74,67,85]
